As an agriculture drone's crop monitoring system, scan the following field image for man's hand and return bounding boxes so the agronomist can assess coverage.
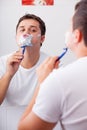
[36,56,60,84]
[6,51,23,77]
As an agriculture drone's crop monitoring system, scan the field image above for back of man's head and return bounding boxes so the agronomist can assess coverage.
[73,0,87,46]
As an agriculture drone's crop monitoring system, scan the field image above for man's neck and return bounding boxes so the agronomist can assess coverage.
[21,52,40,69]
[75,44,87,59]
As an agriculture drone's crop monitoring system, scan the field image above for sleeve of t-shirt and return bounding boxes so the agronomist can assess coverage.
[32,69,64,123]
[0,56,7,78]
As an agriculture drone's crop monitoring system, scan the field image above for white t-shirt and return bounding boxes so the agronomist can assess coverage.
[33,57,87,130]
[0,51,48,130]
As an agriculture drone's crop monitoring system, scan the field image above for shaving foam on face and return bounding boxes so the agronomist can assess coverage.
[65,32,70,45]
[37,34,41,37]
[18,34,33,47]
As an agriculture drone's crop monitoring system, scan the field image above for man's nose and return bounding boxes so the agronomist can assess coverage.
[24,29,31,35]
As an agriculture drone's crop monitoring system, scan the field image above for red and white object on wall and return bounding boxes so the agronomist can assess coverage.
[22,0,54,5]
[22,0,34,5]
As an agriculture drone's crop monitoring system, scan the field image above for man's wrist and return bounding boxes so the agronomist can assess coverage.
[5,72,14,80]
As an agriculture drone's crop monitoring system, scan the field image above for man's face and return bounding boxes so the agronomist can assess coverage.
[16,19,45,48]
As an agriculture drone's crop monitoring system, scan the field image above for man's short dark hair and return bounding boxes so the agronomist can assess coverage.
[73,0,87,46]
[16,14,46,36]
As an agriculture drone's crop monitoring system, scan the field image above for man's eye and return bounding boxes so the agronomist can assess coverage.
[20,29,25,32]
[31,28,37,32]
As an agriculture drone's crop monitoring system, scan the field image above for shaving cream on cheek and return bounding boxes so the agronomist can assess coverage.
[65,31,73,47]
[31,33,41,42]
[18,34,33,47]
[18,33,41,47]
[65,32,69,45]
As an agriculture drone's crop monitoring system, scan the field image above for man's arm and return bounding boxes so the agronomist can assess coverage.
[18,111,56,130]
[18,56,59,130]
[0,72,13,104]
[0,51,23,104]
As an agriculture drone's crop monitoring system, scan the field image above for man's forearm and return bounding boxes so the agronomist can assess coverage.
[0,72,13,104]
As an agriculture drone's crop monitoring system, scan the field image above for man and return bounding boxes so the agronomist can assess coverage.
[0,14,48,130]
[18,0,87,130]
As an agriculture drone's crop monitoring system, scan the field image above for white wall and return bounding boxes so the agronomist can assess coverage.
[0,0,79,65]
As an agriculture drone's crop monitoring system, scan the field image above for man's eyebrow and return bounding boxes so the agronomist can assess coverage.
[18,25,38,29]
[18,26,24,29]
[29,25,39,29]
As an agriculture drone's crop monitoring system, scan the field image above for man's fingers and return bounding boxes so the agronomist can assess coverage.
[37,56,59,74]
[44,56,59,69]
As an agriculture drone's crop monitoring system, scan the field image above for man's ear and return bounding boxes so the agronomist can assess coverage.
[41,35,45,45]
[72,29,82,44]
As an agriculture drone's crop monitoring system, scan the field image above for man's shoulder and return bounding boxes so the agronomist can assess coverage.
[0,53,13,63]
[36,51,49,66]
[40,51,49,57]
[40,51,49,59]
